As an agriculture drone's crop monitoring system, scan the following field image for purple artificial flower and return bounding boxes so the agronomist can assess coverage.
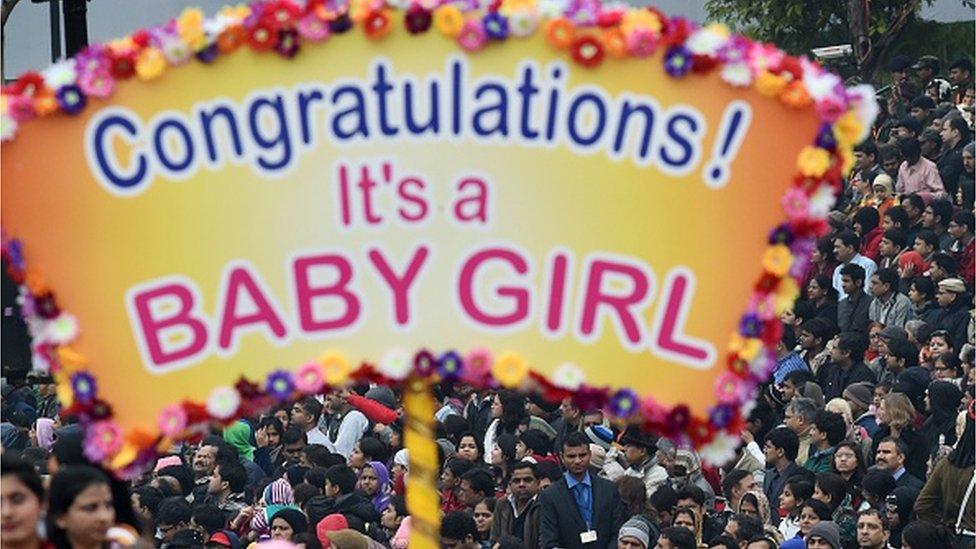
[815,123,837,151]
[56,85,87,115]
[74,45,111,75]
[265,370,295,400]
[195,43,219,64]
[664,46,692,77]
[564,0,599,27]
[739,312,763,338]
[708,404,735,429]
[482,12,509,40]
[330,14,353,34]
[716,34,749,64]
[665,404,691,433]
[276,29,300,58]
[436,351,463,380]
[608,388,639,418]
[71,371,97,404]
[768,223,795,246]
[6,239,25,269]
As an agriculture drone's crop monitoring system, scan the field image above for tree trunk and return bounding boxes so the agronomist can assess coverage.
[852,0,921,83]
[847,0,871,75]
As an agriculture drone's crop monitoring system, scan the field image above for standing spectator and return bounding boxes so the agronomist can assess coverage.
[805,411,848,474]
[896,138,946,202]
[290,397,331,449]
[813,473,857,547]
[821,332,876,400]
[491,461,541,547]
[884,486,919,549]
[843,382,880,438]
[947,211,974,282]
[914,404,975,547]
[939,116,971,197]
[934,278,971,350]
[868,269,915,329]
[949,58,974,105]
[539,431,626,549]
[616,516,652,549]
[762,427,804,506]
[874,393,926,479]
[877,228,908,270]
[602,427,667,498]
[208,461,248,522]
[874,437,924,490]
[778,478,814,540]
[832,231,877,296]
[837,265,874,334]
[855,509,889,549]
[440,511,480,549]
[785,397,819,467]
[324,390,370,457]
[46,466,117,549]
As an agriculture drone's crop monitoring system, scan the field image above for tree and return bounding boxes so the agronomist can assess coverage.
[704,0,966,83]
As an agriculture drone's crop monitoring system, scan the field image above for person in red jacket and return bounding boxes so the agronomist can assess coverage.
[948,210,974,285]
[854,207,884,263]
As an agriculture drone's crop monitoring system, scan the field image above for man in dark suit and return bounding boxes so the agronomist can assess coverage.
[875,437,924,490]
[539,431,626,548]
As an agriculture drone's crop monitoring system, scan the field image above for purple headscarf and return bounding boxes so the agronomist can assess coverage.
[35,418,55,450]
[366,461,392,512]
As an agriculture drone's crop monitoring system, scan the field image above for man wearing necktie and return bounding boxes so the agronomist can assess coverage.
[539,431,627,548]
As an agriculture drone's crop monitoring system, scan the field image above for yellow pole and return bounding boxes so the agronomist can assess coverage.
[403,376,440,548]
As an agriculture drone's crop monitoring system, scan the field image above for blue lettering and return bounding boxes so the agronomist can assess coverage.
[199,105,243,163]
[91,113,149,192]
[331,85,369,139]
[658,113,699,169]
[248,95,293,171]
[567,92,606,147]
[153,118,194,173]
[472,82,509,137]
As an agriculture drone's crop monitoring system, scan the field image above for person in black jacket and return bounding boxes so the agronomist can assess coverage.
[934,278,971,350]
[820,332,876,400]
[539,431,625,548]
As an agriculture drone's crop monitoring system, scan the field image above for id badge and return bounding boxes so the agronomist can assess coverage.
[580,530,598,544]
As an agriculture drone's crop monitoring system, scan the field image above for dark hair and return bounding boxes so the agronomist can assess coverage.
[800,498,833,520]
[813,411,847,446]
[293,482,320,509]
[445,457,475,479]
[785,370,817,388]
[133,485,165,516]
[216,461,247,494]
[798,318,835,347]
[816,237,837,263]
[305,467,328,490]
[854,207,880,234]
[190,503,225,534]
[47,466,113,549]
[815,472,849,511]
[562,430,591,452]
[898,136,921,162]
[495,534,526,549]
[952,210,975,232]
[303,444,333,468]
[910,277,937,301]
[946,116,971,141]
[0,454,44,502]
[935,352,963,377]
[157,464,195,496]
[930,252,959,275]
[881,227,907,249]
[928,199,954,226]
[358,436,389,464]
[854,140,879,158]
[509,460,538,478]
[258,415,283,435]
[879,436,910,458]
[879,143,901,163]
[902,193,926,212]
[155,496,192,527]
[837,332,869,362]
[730,514,764,544]
[764,427,799,461]
[835,230,861,251]
[873,268,900,293]
[708,535,741,549]
[295,396,323,423]
[281,426,307,446]
[460,468,495,499]
[497,390,527,430]
[675,484,707,506]
[916,230,940,251]
[324,464,357,495]
[901,520,951,549]
[883,206,910,229]
[659,526,697,549]
[785,478,814,501]
[650,483,678,514]
[534,461,563,483]
[441,511,478,542]
[839,262,866,284]
[284,465,310,487]
[721,469,752,501]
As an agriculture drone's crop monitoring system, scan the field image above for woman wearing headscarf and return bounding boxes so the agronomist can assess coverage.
[248,477,296,539]
[884,486,919,549]
[32,417,56,451]
[920,381,964,459]
[737,490,783,544]
[359,461,393,513]
[269,508,308,542]
[915,401,976,548]
[223,420,255,461]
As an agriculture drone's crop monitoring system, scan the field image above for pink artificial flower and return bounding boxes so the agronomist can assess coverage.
[457,19,487,52]
[714,372,745,404]
[781,187,810,219]
[462,348,493,384]
[77,70,115,99]
[297,14,331,42]
[84,420,124,462]
[157,404,188,438]
[294,361,326,393]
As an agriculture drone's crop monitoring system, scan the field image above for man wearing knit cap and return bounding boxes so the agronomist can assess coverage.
[585,425,614,451]
[842,382,879,437]
[935,277,971,349]
[617,516,652,548]
[806,520,842,549]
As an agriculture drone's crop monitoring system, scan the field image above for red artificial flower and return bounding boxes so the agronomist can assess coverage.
[131,29,151,48]
[109,50,137,79]
[660,16,690,47]
[181,401,210,425]
[754,272,781,293]
[687,416,717,446]
[363,10,392,40]
[774,55,804,81]
[264,0,303,28]
[596,10,623,27]
[691,54,718,73]
[726,353,751,379]
[10,72,44,97]
[487,0,503,12]
[789,217,829,238]
[664,404,691,435]
[570,36,604,68]
[404,5,433,34]
[760,319,783,346]
[248,21,279,51]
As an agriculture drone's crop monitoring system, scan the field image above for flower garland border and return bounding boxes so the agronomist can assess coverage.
[0,0,877,475]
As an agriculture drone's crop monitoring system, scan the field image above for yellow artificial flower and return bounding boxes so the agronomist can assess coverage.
[796,145,831,177]
[177,8,207,50]
[773,276,799,314]
[319,352,351,385]
[832,111,863,147]
[219,4,252,22]
[135,47,167,81]
[754,70,787,98]
[838,146,855,175]
[110,442,138,469]
[728,334,762,361]
[500,0,537,16]
[621,10,661,35]
[434,5,464,37]
[762,244,793,277]
[492,352,529,388]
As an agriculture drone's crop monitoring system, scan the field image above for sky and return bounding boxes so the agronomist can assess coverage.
[2,0,974,77]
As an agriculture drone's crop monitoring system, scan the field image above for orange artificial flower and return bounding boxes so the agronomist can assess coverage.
[544,18,575,49]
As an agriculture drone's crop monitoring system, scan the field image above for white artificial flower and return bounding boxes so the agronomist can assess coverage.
[699,430,740,467]
[42,60,77,89]
[206,386,241,419]
[378,348,412,380]
[847,84,881,142]
[43,313,79,344]
[685,25,728,56]
[551,362,585,390]
[721,62,752,87]
[808,183,837,218]
[538,0,568,19]
[0,113,18,142]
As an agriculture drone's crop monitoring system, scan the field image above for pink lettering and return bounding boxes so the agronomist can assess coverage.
[579,259,650,345]
[367,245,430,325]
[293,254,361,332]
[130,282,209,368]
[217,266,288,350]
[655,270,713,363]
[458,247,530,327]
[545,252,570,333]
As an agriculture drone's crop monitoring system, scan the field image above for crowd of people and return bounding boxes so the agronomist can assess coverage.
[2,50,975,549]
